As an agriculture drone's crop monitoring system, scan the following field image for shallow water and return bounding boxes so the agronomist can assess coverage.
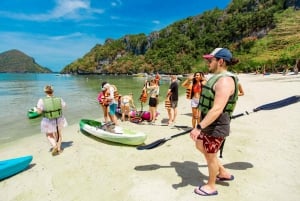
[0,73,183,145]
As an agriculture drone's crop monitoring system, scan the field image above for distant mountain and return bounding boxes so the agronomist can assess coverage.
[0,49,52,73]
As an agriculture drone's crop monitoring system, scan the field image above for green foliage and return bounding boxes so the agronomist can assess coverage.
[61,1,300,74]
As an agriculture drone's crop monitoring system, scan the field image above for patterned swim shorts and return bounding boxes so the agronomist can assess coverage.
[197,131,225,153]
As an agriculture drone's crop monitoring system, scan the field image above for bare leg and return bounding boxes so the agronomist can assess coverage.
[191,107,198,128]
[196,109,201,125]
[47,133,57,148]
[112,115,118,125]
[203,152,218,191]
[47,133,59,155]
[167,108,172,124]
[150,107,156,122]
[104,107,109,123]
[173,107,177,123]
[195,139,231,193]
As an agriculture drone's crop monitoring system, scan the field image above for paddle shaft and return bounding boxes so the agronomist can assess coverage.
[137,96,300,152]
[136,129,192,150]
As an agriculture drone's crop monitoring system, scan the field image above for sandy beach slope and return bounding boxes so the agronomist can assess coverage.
[0,73,300,201]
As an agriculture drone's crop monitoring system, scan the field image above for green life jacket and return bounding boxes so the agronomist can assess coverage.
[42,97,62,119]
[199,72,238,117]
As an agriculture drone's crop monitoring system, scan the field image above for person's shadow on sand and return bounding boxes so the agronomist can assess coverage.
[61,141,73,150]
[134,161,253,189]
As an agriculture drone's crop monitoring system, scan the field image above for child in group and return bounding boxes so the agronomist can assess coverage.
[120,93,136,121]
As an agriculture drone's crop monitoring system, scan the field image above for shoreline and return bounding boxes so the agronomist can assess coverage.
[1,73,300,201]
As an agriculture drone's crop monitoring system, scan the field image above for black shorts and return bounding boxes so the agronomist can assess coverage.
[171,100,178,108]
[149,97,157,107]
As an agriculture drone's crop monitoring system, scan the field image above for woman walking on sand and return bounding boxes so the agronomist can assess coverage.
[181,72,207,128]
[37,85,67,156]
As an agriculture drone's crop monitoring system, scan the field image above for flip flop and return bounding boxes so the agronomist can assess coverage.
[194,186,218,196]
[216,175,234,181]
[51,146,59,156]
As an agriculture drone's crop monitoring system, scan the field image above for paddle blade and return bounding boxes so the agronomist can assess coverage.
[253,95,300,112]
[136,138,168,150]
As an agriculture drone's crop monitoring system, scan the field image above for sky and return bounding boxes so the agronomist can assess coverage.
[0,0,231,72]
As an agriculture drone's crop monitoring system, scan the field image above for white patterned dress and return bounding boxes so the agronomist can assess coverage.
[37,97,68,134]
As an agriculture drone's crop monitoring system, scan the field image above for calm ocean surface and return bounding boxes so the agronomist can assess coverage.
[0,73,184,146]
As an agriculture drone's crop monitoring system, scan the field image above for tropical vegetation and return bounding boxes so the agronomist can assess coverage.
[60,0,300,74]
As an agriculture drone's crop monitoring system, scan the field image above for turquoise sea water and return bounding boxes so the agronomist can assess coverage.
[0,73,183,145]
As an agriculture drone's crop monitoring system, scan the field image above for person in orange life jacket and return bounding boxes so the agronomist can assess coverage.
[190,48,240,196]
[181,72,207,128]
[36,85,67,156]
[101,81,118,125]
[97,89,109,123]
[166,75,179,125]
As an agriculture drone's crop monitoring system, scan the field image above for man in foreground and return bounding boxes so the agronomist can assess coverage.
[190,48,239,196]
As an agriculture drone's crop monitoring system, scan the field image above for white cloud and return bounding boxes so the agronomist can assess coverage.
[111,0,122,7]
[0,0,104,22]
[110,16,120,20]
[49,32,84,40]
[152,20,160,25]
[51,0,90,18]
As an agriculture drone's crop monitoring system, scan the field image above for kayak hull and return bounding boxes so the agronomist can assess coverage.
[27,107,41,119]
[79,119,147,145]
[0,155,33,180]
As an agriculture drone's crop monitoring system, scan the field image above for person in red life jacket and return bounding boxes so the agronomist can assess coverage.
[97,89,109,123]
[181,72,207,128]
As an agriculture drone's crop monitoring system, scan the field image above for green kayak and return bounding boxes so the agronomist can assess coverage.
[27,107,41,119]
[79,119,147,146]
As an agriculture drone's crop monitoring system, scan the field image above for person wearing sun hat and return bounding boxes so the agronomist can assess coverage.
[101,81,119,125]
[190,48,240,196]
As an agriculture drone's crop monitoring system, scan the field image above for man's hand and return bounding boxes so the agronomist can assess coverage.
[190,128,201,141]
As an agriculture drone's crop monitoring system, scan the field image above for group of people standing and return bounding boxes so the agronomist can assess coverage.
[96,73,180,126]
[37,47,245,197]
[142,73,179,126]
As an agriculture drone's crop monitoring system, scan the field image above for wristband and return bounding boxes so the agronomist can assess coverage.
[196,124,202,130]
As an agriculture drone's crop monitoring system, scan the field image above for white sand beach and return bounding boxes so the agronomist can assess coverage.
[1,73,300,201]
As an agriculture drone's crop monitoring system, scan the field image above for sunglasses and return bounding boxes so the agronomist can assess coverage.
[207,58,221,63]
